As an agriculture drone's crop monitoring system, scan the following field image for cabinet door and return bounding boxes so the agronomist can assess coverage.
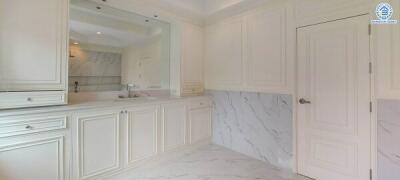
[161,103,186,152]
[76,111,121,179]
[182,23,204,84]
[189,108,212,144]
[246,7,290,92]
[205,19,243,89]
[126,106,158,165]
[0,0,68,91]
[0,136,65,180]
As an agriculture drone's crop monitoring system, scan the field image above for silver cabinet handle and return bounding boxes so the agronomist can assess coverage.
[25,125,33,130]
[299,98,311,104]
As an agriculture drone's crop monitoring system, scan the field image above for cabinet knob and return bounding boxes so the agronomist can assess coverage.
[25,125,33,130]
[27,97,33,102]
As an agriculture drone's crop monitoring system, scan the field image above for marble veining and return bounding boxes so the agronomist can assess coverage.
[106,144,308,180]
[206,90,293,170]
[69,49,122,92]
[378,99,400,180]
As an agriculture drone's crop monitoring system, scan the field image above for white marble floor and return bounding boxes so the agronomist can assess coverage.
[105,144,309,180]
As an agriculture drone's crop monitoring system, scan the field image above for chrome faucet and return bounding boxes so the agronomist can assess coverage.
[126,84,140,98]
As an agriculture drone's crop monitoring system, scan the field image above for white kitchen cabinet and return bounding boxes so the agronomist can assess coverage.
[125,106,159,165]
[188,107,212,144]
[0,97,211,180]
[0,136,66,180]
[245,6,293,93]
[74,110,121,180]
[375,0,400,99]
[0,0,68,108]
[204,3,294,94]
[205,18,244,90]
[181,23,205,96]
[161,102,187,152]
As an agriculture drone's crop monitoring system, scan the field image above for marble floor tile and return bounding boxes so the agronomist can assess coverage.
[105,144,309,180]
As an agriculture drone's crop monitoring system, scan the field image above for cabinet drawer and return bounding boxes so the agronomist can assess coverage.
[188,99,211,110]
[0,115,67,137]
[0,91,67,109]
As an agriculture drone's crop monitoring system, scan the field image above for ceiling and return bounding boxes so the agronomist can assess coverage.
[89,0,271,23]
[158,0,269,15]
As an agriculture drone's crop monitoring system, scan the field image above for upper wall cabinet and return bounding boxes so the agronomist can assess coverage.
[205,18,244,90]
[181,23,205,96]
[375,0,400,99]
[205,3,294,94]
[0,0,68,108]
[245,7,291,92]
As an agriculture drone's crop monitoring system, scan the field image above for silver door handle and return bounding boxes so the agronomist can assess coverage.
[299,98,311,104]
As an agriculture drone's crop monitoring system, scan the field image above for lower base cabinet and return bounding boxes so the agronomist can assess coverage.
[161,102,187,152]
[126,106,158,166]
[189,107,212,144]
[0,136,66,180]
[0,98,211,180]
[73,110,122,180]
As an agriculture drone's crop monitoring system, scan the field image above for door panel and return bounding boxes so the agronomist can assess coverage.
[246,7,287,88]
[0,137,64,180]
[161,103,186,152]
[126,106,158,164]
[77,111,120,179]
[297,15,371,180]
[189,107,212,144]
[0,0,67,91]
[205,19,243,88]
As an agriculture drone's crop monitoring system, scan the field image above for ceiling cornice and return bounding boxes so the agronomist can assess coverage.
[89,0,274,26]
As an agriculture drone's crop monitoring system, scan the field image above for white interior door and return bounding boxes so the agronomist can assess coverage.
[297,15,371,180]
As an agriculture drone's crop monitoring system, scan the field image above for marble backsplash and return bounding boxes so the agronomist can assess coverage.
[378,100,400,180]
[206,90,293,170]
[69,48,122,92]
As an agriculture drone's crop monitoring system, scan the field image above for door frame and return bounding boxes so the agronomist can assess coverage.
[293,13,378,180]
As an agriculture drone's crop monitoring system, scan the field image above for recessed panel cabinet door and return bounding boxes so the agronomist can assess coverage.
[246,7,289,92]
[126,106,158,165]
[76,111,121,180]
[182,23,204,84]
[0,137,64,180]
[189,108,211,144]
[161,103,186,152]
[0,0,68,91]
[205,19,243,89]
[297,15,371,180]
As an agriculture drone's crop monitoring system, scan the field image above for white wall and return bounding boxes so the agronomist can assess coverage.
[121,36,169,89]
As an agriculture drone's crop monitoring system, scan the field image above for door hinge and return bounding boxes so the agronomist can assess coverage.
[369,62,373,74]
[370,102,373,113]
[368,24,372,35]
[370,169,373,180]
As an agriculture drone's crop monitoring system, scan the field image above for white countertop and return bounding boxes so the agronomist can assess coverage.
[0,96,210,117]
